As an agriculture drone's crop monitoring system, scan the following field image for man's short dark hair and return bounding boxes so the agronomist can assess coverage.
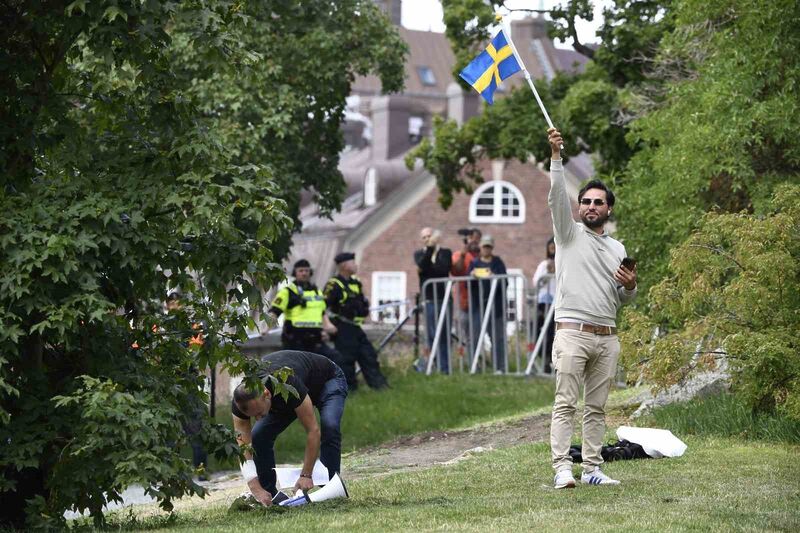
[578,180,616,208]
[470,228,482,238]
[233,382,261,412]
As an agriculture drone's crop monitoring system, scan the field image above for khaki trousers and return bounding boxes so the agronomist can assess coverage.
[550,328,620,473]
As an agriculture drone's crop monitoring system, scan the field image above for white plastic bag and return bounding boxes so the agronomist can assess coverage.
[616,426,687,458]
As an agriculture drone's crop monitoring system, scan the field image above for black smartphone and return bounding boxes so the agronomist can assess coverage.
[621,257,637,270]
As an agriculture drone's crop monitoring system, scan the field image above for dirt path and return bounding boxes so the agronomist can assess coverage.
[345,413,551,476]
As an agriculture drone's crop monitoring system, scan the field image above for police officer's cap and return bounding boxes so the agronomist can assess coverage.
[293,259,311,269]
[334,252,355,264]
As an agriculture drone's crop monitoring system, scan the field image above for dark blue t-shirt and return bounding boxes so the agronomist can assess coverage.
[467,256,507,315]
[231,350,336,420]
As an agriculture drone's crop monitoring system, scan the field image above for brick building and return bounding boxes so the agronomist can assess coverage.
[286,12,591,323]
[222,4,593,404]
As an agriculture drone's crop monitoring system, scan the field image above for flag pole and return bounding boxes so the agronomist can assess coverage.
[498,14,564,150]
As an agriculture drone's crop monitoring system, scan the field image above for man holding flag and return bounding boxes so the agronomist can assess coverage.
[460,17,633,488]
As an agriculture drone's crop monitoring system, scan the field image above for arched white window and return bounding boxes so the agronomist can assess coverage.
[364,167,377,207]
[469,181,525,224]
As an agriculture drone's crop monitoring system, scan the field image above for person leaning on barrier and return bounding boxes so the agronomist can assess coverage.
[324,252,389,391]
[232,350,348,506]
[467,234,508,373]
[532,237,557,374]
[546,128,638,489]
[268,259,343,366]
[414,227,453,374]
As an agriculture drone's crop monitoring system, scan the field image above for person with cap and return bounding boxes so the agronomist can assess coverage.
[546,128,637,489]
[467,234,508,372]
[451,228,482,361]
[268,259,342,366]
[323,252,389,391]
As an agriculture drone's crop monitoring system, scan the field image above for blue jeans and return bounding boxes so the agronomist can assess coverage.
[425,301,451,373]
[251,366,348,495]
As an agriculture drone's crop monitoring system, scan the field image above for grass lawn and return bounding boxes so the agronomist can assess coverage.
[111,435,800,532]
[93,370,799,531]
[213,366,556,465]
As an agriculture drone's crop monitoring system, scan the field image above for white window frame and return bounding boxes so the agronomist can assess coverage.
[468,180,526,224]
[370,271,407,323]
[416,65,436,86]
[364,167,377,206]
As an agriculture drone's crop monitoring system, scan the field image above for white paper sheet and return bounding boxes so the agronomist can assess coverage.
[616,426,688,458]
[274,459,330,489]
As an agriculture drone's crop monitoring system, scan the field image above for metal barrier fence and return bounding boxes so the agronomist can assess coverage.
[419,273,559,376]
[420,274,524,374]
[525,274,555,376]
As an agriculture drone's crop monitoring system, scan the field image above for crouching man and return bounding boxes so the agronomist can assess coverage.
[232,350,348,506]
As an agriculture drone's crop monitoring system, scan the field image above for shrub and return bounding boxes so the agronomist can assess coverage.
[621,184,800,421]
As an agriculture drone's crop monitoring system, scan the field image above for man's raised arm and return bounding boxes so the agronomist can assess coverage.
[547,128,576,245]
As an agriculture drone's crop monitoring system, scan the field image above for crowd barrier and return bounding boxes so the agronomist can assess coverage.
[418,274,556,376]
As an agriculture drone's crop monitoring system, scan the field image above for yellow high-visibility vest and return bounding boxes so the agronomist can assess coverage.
[272,283,326,328]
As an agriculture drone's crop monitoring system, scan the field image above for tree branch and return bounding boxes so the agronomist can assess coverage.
[567,19,595,59]
[687,244,744,270]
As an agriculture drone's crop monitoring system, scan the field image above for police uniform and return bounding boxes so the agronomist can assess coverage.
[270,279,343,366]
[324,259,388,391]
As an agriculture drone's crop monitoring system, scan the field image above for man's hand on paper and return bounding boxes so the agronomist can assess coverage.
[250,485,273,507]
[294,475,314,492]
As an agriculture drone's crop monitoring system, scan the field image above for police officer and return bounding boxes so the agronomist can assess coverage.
[324,252,389,391]
[269,259,342,366]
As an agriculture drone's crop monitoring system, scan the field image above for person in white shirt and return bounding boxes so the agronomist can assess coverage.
[532,237,556,373]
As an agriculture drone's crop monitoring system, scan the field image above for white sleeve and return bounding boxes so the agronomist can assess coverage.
[548,159,577,245]
[532,260,547,287]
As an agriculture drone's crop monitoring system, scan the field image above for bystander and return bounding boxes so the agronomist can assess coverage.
[414,228,452,373]
[467,235,508,372]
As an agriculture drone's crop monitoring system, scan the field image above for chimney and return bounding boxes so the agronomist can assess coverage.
[512,16,556,81]
[446,82,480,126]
[373,0,402,26]
[370,95,412,160]
[511,16,549,42]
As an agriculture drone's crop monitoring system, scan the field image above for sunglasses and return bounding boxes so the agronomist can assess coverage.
[580,198,606,206]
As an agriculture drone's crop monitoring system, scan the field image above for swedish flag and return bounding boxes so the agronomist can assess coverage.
[459,30,521,105]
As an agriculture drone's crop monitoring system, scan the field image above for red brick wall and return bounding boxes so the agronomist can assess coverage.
[358,159,576,303]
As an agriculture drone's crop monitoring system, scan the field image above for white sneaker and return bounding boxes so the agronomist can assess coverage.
[554,470,576,489]
[581,469,620,486]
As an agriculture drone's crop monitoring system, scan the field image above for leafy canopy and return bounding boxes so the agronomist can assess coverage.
[0,0,404,528]
[621,184,800,420]
[616,0,800,290]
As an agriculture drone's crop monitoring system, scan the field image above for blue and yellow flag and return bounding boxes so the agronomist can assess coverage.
[459,30,521,105]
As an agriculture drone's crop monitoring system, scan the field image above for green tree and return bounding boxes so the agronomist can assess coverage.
[621,184,800,420]
[0,1,403,528]
[616,0,800,291]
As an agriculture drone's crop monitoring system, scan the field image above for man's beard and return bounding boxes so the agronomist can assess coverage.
[581,212,608,229]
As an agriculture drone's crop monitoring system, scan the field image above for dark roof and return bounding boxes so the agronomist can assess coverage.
[553,47,591,74]
[352,28,455,102]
